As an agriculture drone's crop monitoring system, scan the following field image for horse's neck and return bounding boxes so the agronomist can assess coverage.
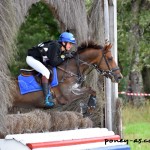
[78,50,99,70]
[57,50,100,81]
[79,48,100,61]
[57,59,78,80]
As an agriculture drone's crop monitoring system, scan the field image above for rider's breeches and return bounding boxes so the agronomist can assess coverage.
[26,56,50,79]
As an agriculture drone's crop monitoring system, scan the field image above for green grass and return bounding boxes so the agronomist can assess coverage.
[122,101,150,150]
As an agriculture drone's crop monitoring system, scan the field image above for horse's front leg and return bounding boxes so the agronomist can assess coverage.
[52,87,68,105]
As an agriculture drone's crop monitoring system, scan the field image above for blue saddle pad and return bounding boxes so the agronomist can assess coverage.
[18,67,58,95]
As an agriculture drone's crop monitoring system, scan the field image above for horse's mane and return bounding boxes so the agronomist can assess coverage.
[77,40,103,53]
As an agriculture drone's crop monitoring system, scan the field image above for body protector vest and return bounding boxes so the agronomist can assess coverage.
[36,40,52,64]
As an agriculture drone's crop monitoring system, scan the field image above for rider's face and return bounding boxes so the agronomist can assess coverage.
[66,42,73,50]
[62,42,73,51]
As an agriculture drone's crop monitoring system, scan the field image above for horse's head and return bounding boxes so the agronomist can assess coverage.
[96,43,123,83]
[77,41,123,83]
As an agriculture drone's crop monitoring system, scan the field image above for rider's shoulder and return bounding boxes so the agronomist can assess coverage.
[37,40,60,50]
[49,40,59,45]
[49,40,61,47]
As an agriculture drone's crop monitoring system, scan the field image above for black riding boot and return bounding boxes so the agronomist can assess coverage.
[42,76,55,107]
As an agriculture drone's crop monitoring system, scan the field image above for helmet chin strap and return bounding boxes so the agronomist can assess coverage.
[62,42,68,51]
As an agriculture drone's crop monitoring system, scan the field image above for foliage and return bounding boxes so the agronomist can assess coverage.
[139,9,150,68]
[117,1,133,91]
[85,0,93,13]
[117,0,150,91]
[9,1,59,77]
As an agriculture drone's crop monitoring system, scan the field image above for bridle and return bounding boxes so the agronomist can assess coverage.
[58,49,120,83]
[91,49,120,79]
[77,49,120,80]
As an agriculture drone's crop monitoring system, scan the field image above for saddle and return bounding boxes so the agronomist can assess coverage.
[18,68,58,95]
[20,68,53,84]
[20,69,38,76]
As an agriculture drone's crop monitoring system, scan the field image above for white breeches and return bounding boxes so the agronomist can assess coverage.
[26,56,50,79]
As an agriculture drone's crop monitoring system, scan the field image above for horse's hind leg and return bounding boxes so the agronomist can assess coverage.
[87,87,96,109]
[80,87,97,115]
[87,94,97,114]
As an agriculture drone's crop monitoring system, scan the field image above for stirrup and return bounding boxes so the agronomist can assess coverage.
[45,94,55,107]
[45,101,54,107]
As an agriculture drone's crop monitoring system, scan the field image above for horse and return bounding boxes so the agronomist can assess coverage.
[12,40,123,113]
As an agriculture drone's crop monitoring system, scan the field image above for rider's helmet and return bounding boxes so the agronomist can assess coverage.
[58,32,76,44]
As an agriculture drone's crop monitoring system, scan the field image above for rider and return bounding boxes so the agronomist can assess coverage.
[26,31,76,107]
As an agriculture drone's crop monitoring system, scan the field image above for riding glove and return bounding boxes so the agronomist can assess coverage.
[64,52,74,59]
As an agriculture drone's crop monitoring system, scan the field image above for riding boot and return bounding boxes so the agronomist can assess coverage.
[42,76,55,107]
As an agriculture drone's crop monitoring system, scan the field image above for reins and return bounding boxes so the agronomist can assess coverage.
[57,65,78,78]
[57,54,84,84]
[58,59,78,83]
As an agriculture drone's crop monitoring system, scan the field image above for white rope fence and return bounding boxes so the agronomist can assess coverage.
[118,92,150,97]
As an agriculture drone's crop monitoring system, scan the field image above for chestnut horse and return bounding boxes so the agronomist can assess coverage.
[13,41,122,112]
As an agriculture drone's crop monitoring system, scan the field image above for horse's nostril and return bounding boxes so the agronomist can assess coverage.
[118,74,123,79]
[118,76,122,80]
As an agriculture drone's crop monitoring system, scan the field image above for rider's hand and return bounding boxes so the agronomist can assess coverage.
[64,52,74,59]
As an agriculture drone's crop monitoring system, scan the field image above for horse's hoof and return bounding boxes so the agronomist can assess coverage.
[88,95,96,108]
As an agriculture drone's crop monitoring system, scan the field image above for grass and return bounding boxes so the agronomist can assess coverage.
[122,101,150,150]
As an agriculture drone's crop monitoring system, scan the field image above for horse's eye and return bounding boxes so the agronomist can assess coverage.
[108,57,113,62]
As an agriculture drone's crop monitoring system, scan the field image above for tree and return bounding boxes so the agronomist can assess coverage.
[117,0,150,105]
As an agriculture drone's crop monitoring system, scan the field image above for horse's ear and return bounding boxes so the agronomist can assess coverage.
[104,42,112,51]
[107,43,112,50]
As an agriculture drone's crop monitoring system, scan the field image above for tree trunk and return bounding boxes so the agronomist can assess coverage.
[128,0,145,106]
[142,67,150,93]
